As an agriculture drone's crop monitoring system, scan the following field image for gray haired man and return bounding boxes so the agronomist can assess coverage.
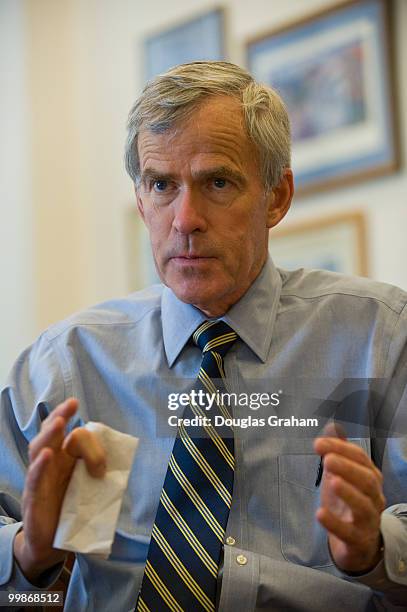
[1,62,406,611]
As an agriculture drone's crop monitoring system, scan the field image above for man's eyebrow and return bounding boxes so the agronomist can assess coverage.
[140,169,175,184]
[193,166,246,186]
[140,166,246,186]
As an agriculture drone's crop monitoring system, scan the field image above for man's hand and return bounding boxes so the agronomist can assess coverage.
[313,425,386,574]
[13,398,106,583]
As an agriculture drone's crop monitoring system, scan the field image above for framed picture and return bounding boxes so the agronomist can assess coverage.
[269,212,368,276]
[246,0,398,196]
[144,7,225,80]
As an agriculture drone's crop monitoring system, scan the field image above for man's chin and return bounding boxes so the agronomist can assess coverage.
[166,276,219,308]
[172,286,216,307]
[165,275,238,316]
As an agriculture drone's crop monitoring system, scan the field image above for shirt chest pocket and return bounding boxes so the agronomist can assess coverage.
[278,439,370,568]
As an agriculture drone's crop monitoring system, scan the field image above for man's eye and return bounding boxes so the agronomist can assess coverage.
[153,180,168,192]
[213,178,227,189]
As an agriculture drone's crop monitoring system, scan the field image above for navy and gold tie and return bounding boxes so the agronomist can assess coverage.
[137,320,238,612]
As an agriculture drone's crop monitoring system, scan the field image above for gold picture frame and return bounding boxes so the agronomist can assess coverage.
[269,211,368,276]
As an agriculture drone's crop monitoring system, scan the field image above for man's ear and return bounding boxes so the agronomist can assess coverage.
[266,168,294,229]
[135,184,146,223]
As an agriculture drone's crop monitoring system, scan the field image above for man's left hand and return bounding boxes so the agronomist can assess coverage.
[314,430,386,573]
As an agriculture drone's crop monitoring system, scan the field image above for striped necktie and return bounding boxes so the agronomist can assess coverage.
[137,320,238,612]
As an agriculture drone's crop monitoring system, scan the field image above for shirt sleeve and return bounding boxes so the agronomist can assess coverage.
[330,507,407,606]
[219,529,407,611]
[218,544,377,611]
[0,333,67,589]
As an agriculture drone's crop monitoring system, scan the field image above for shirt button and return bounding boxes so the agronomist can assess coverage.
[236,554,248,566]
[226,536,236,546]
[398,559,406,573]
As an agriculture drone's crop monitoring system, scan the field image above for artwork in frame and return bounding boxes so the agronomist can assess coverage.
[144,7,225,81]
[269,212,368,276]
[246,0,398,197]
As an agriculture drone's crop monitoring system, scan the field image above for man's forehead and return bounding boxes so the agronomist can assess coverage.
[137,135,250,180]
[138,96,245,143]
[137,97,255,173]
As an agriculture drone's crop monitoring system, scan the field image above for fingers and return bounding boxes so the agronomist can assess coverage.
[28,398,105,478]
[314,433,385,510]
[28,417,65,462]
[314,426,385,572]
[316,506,360,545]
[63,429,106,478]
[323,453,385,506]
[44,397,79,425]
[325,474,384,521]
[314,436,373,469]
[316,503,382,560]
[20,448,71,573]
[25,447,54,497]
[28,398,78,462]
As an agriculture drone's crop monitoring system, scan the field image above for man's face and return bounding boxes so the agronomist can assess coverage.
[136,96,292,316]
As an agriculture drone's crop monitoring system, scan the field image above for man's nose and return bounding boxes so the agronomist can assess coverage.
[172,188,207,234]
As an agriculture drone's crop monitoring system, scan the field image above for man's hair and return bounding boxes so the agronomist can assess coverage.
[125,61,291,191]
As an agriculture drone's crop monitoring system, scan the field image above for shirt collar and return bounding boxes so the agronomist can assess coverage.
[161,256,282,367]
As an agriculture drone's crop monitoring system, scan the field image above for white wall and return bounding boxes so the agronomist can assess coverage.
[1,0,406,385]
[0,0,35,383]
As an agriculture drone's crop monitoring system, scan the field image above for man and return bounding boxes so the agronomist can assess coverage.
[0,61,406,611]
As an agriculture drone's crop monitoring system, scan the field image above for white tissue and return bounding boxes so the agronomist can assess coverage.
[53,421,139,558]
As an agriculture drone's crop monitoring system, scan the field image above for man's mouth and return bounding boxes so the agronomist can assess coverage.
[170,255,215,264]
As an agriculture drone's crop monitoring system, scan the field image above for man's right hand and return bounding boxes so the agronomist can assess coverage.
[13,398,106,583]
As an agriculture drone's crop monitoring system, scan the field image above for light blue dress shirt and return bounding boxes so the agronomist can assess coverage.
[1,258,407,611]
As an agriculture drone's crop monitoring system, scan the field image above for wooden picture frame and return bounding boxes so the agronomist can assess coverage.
[246,0,398,197]
[269,211,368,276]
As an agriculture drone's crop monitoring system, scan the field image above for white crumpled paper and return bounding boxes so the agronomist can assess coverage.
[53,421,139,558]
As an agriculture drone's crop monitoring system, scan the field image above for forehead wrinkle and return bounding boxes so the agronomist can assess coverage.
[194,131,248,170]
[139,132,246,177]
[190,112,249,162]
[138,98,259,176]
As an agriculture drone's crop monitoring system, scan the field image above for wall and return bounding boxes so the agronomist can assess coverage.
[0,0,35,383]
[1,0,406,385]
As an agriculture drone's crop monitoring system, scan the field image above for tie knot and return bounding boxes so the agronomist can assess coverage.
[192,320,238,356]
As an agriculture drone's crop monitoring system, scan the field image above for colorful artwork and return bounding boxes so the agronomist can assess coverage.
[247,0,397,196]
[272,41,366,143]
